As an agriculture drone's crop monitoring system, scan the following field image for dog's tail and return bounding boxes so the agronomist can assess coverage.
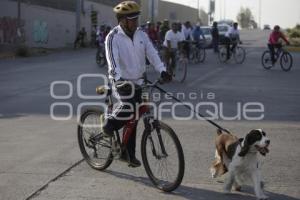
[217,129,231,135]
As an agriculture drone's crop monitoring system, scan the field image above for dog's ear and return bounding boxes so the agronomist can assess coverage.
[238,136,249,157]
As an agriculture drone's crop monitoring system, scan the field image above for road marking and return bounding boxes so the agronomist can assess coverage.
[25,159,84,200]
[187,68,224,87]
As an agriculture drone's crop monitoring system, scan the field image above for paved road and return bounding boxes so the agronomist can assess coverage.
[0,30,300,200]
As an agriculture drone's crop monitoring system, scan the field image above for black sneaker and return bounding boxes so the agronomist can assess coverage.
[119,151,141,168]
[128,156,141,168]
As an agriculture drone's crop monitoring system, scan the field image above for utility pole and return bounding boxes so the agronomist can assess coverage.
[223,0,226,20]
[17,0,21,25]
[258,0,262,29]
[17,0,21,45]
[219,0,222,20]
[151,0,154,22]
[76,0,81,35]
[197,0,200,20]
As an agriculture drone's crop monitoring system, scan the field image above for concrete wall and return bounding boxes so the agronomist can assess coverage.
[140,0,208,25]
[0,0,116,48]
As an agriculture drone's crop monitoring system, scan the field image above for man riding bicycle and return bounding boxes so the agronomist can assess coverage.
[181,21,193,59]
[163,22,185,75]
[103,1,171,167]
[268,25,290,65]
[224,22,241,60]
[192,23,206,49]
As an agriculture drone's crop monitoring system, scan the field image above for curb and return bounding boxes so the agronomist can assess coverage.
[286,46,300,52]
[0,52,16,60]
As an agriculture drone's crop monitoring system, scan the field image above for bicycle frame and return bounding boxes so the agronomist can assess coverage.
[274,47,283,61]
[105,81,167,158]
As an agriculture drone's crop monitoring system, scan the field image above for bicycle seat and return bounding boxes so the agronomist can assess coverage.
[96,85,111,95]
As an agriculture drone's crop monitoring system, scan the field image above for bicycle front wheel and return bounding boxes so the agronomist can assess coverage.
[261,50,273,70]
[174,58,187,83]
[280,51,293,72]
[78,109,113,170]
[233,46,246,64]
[141,121,185,192]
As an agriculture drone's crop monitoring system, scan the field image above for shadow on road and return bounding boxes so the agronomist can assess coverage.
[106,170,299,200]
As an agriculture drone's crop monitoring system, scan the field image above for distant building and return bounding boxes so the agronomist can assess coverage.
[0,0,124,48]
[140,0,208,25]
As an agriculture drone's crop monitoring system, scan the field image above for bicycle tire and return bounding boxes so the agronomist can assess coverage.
[78,109,113,170]
[218,46,228,63]
[233,46,246,64]
[280,51,293,72]
[261,50,273,70]
[141,121,185,192]
[174,58,187,83]
[198,48,206,63]
[96,51,106,67]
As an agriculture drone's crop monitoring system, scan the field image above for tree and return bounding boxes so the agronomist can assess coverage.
[237,7,256,29]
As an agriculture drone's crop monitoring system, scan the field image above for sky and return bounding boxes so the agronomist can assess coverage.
[161,0,300,28]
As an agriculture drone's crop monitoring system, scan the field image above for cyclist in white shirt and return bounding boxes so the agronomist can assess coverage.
[181,21,193,58]
[224,22,242,60]
[163,22,185,75]
[103,1,172,168]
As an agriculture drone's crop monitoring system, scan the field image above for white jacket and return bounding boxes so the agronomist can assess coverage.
[105,25,165,85]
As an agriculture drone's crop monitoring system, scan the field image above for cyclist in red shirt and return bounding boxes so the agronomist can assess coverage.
[146,21,159,45]
[268,25,290,64]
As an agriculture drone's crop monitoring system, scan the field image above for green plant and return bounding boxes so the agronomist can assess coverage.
[289,30,300,38]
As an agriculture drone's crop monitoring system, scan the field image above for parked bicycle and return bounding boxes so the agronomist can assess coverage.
[261,45,293,72]
[218,43,246,64]
[77,79,185,192]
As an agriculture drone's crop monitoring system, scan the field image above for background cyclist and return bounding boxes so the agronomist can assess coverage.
[224,22,241,60]
[268,25,290,65]
[163,22,185,76]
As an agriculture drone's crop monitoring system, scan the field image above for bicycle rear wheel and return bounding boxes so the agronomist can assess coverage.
[96,50,106,67]
[78,109,113,170]
[197,48,206,63]
[280,51,293,72]
[141,121,185,192]
[218,46,228,63]
[233,46,246,64]
[174,58,187,83]
[261,50,273,70]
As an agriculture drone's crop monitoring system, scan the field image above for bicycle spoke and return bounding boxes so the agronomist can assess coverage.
[144,128,181,186]
[78,109,113,170]
[280,52,293,71]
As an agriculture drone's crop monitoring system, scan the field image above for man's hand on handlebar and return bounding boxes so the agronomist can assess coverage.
[114,78,132,92]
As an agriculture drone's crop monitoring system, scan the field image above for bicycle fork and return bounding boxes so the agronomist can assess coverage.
[144,117,168,159]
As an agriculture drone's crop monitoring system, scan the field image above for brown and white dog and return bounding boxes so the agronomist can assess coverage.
[210,129,270,200]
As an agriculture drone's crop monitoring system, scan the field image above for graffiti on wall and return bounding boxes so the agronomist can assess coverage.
[0,17,25,44]
[33,20,48,44]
